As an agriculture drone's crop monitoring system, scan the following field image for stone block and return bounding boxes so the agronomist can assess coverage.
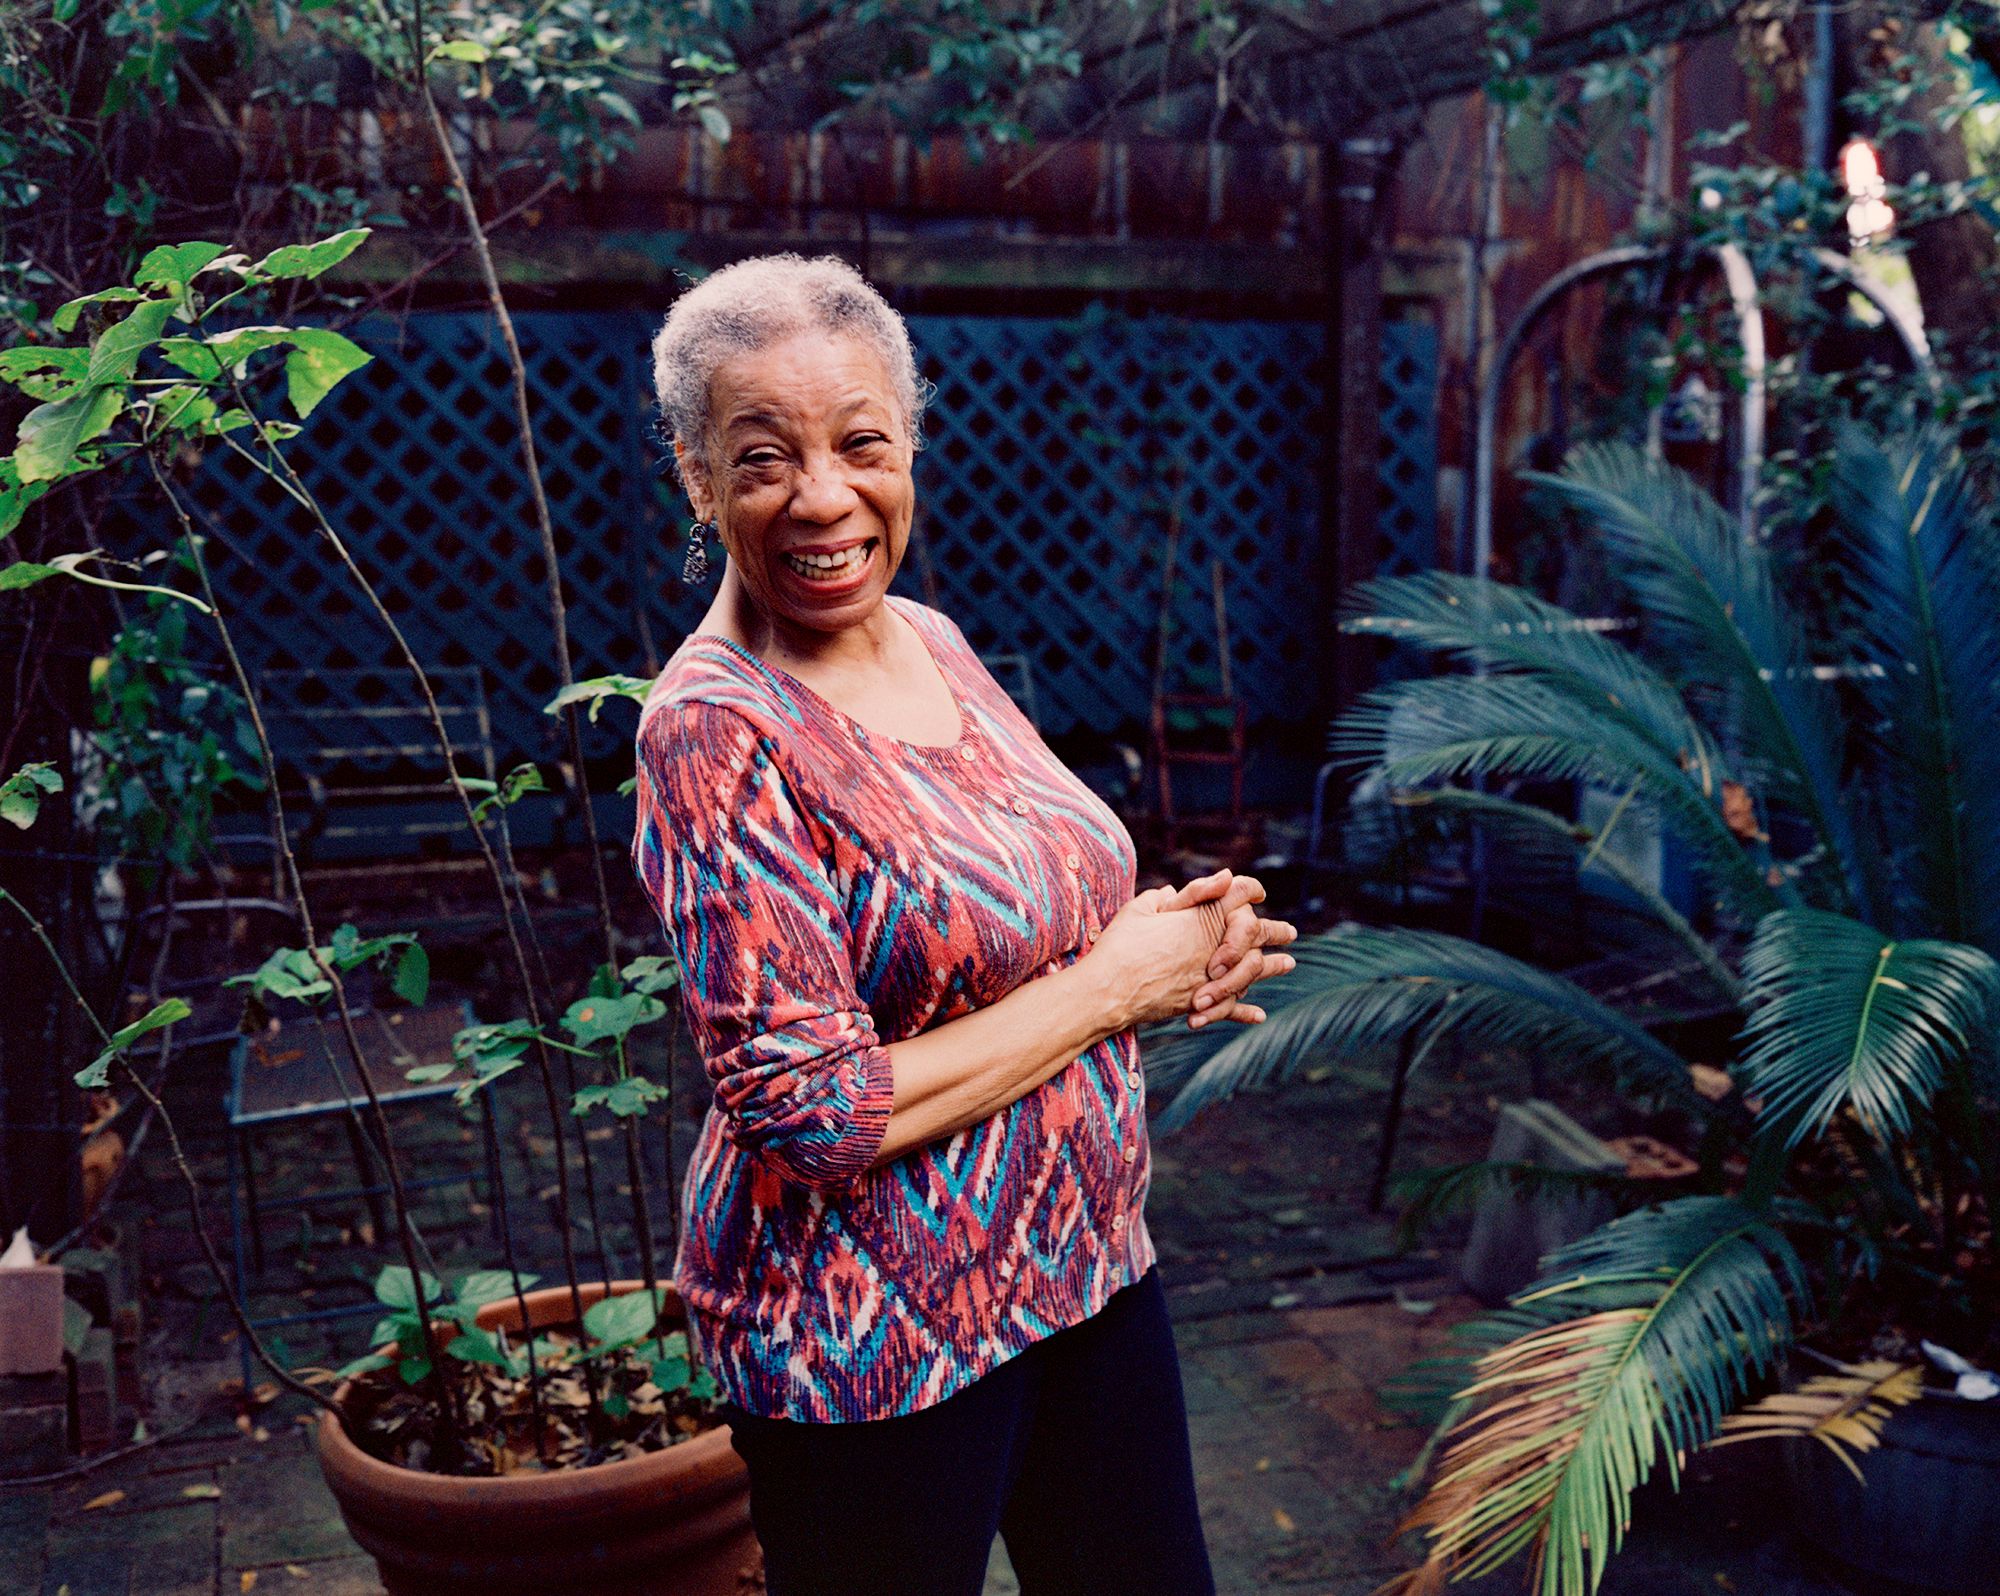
[1458,1099,1622,1305]
[0,1397,68,1476]
[0,1264,66,1374]
[0,1368,68,1407]
[69,1328,121,1454]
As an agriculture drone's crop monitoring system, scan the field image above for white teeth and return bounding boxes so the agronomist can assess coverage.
[784,543,870,579]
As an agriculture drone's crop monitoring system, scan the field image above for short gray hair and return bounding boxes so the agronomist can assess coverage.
[650,253,928,486]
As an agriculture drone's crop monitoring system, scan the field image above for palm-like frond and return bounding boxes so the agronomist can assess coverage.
[1738,909,2000,1148]
[1831,424,2000,953]
[1709,1359,1923,1483]
[1391,1197,1804,1596]
[1147,926,1702,1136]
[1525,443,1879,922]
[1341,571,1726,799]
[1398,787,1743,1001]
[1337,673,1778,921]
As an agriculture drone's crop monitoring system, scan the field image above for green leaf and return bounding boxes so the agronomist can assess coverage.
[224,945,331,1001]
[157,338,222,382]
[252,228,371,281]
[391,942,429,1006]
[1395,1198,1804,1593]
[134,242,229,295]
[397,1354,433,1386]
[469,761,545,823]
[1,762,62,829]
[74,996,190,1087]
[620,954,680,996]
[431,39,491,62]
[602,1389,631,1419]
[543,674,654,722]
[335,1351,394,1379]
[284,328,371,419]
[581,1287,663,1350]
[373,1265,443,1311]
[1148,925,1704,1135]
[150,386,217,434]
[201,326,296,370]
[0,561,58,592]
[51,286,146,335]
[15,389,123,482]
[85,298,175,386]
[0,345,90,400]
[446,1327,514,1368]
[561,991,666,1048]
[571,1075,669,1118]
[698,103,731,143]
[1739,909,2000,1148]
[455,1270,536,1309]
[403,1063,454,1084]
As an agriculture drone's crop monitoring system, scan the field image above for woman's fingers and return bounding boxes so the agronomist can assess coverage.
[1205,906,1301,982]
[1190,947,1266,1022]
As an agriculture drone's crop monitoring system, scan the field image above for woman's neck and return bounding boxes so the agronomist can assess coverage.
[704,564,901,682]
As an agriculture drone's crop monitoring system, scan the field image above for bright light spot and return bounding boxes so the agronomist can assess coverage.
[1841,137,1894,242]
[1699,185,1723,210]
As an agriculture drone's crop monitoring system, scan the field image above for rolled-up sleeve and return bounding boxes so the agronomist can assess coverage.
[633,699,895,1192]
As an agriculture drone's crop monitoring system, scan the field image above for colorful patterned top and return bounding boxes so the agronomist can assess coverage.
[631,594,1157,1423]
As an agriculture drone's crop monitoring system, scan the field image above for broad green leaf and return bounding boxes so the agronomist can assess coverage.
[202,326,295,370]
[430,39,490,62]
[602,1389,631,1419]
[84,298,175,386]
[224,945,331,1001]
[74,997,190,1087]
[698,103,731,144]
[374,1265,443,1311]
[157,338,222,382]
[252,228,371,281]
[0,345,90,400]
[16,389,123,482]
[1,762,62,829]
[446,1327,514,1368]
[0,477,51,538]
[403,1063,455,1084]
[571,1075,669,1118]
[391,942,429,1005]
[51,286,145,335]
[581,1287,663,1349]
[135,242,229,295]
[455,1270,537,1309]
[151,386,217,433]
[452,1019,537,1067]
[397,1354,433,1386]
[285,328,371,419]
[562,992,666,1048]
[334,1351,394,1379]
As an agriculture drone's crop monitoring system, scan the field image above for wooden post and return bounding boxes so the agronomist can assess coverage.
[1322,139,1387,728]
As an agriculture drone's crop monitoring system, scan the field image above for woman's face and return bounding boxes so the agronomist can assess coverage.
[680,328,915,638]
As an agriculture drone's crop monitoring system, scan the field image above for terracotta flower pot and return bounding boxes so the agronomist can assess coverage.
[314,1279,760,1596]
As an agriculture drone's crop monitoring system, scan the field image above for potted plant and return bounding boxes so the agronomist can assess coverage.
[1149,427,2000,1594]
[1,228,757,1591]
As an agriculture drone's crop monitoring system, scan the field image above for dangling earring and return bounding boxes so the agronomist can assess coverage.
[682,519,712,584]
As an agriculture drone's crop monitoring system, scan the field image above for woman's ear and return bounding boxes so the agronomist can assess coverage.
[673,436,715,521]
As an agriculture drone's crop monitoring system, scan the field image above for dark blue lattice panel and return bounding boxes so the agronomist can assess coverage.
[121,309,1343,760]
[893,314,1328,737]
[1377,319,1440,579]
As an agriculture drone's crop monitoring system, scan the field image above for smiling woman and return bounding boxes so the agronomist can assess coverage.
[632,254,1298,1596]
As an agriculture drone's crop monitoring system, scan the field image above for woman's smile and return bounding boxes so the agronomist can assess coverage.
[780,535,880,591]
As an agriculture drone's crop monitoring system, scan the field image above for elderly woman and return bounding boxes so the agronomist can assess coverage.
[632,253,1297,1596]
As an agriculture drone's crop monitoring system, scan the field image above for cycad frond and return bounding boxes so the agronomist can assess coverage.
[1338,673,1777,921]
[1831,424,2000,953]
[1147,926,1700,1136]
[1525,443,1877,922]
[1738,909,2000,1148]
[1341,571,1726,797]
[1710,1359,1923,1482]
[1391,1198,1804,1596]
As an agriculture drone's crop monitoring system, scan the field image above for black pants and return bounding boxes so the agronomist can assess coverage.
[720,1264,1216,1596]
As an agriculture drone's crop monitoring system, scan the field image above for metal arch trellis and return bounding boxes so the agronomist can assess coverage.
[114,308,1436,762]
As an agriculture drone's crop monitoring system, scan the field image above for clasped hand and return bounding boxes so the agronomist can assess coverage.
[1086,868,1299,1032]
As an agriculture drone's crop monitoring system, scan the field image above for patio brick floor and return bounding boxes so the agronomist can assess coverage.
[7,990,1856,1596]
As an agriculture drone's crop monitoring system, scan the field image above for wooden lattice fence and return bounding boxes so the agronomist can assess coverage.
[117,308,1434,765]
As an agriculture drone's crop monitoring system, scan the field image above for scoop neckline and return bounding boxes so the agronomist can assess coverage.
[684,596,974,757]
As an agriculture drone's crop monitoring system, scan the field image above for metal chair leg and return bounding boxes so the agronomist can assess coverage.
[238,1129,267,1276]
[1367,1027,1423,1215]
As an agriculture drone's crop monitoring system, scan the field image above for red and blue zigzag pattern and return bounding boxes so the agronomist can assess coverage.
[632,596,1157,1422]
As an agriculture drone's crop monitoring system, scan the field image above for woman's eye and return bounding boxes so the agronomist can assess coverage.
[846,434,887,451]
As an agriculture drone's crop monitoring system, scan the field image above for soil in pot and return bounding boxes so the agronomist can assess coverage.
[314,1280,760,1596]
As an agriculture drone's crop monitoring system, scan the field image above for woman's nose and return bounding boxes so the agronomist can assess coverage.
[788,455,862,523]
